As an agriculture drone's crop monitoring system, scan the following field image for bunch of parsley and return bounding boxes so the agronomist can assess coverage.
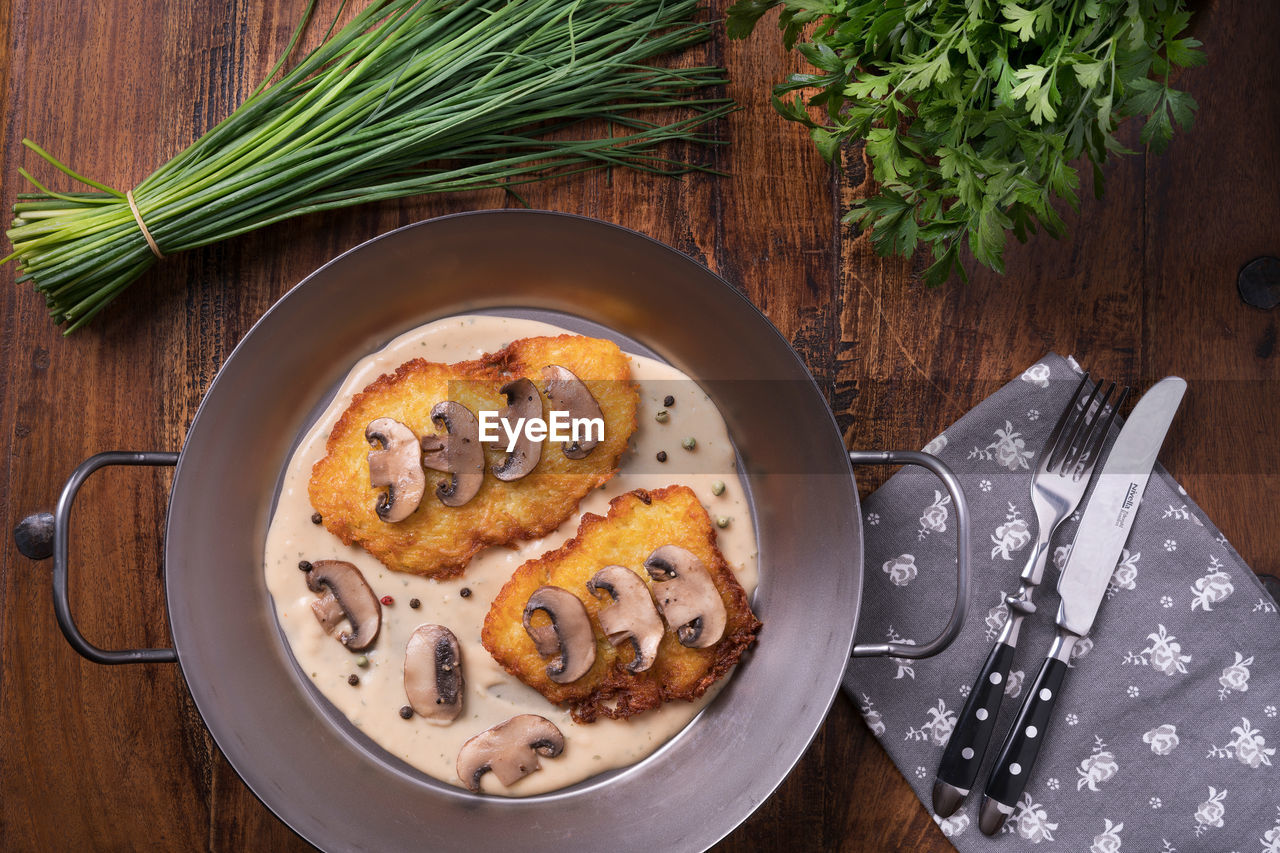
[727,0,1204,283]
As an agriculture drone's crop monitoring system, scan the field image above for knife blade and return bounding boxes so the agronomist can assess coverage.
[978,376,1186,835]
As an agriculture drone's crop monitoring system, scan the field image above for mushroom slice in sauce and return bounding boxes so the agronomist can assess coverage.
[456,714,565,793]
[305,560,382,651]
[586,565,664,673]
[643,545,727,649]
[404,624,464,722]
[540,364,604,459]
[490,378,542,481]
[522,586,596,683]
[420,401,485,507]
[365,418,426,522]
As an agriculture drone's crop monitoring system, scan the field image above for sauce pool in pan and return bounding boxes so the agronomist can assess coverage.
[263,314,758,795]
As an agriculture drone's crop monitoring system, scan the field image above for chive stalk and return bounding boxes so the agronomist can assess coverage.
[6,0,732,332]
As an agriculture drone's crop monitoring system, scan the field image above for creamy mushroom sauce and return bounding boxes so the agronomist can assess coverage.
[263,315,758,795]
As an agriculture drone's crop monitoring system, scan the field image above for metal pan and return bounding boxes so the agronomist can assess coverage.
[18,210,970,852]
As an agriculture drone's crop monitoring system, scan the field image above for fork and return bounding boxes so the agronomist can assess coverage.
[932,372,1128,817]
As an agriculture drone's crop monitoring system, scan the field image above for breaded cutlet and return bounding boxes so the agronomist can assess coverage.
[482,485,761,722]
[309,335,638,578]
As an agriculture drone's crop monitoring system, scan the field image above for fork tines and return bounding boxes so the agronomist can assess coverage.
[1045,374,1131,479]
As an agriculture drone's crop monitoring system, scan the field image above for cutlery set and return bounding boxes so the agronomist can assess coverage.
[931,373,1187,835]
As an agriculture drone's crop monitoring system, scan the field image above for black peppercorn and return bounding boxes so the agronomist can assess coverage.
[298,560,313,572]
[409,598,421,609]
[310,512,323,525]
[663,394,675,407]
[656,450,667,462]
[460,587,472,599]
[347,674,359,686]
[399,705,413,719]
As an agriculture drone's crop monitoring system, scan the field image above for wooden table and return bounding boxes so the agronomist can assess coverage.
[2,1,1275,849]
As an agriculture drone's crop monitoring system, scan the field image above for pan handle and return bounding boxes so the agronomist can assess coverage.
[14,451,180,665]
[847,450,970,660]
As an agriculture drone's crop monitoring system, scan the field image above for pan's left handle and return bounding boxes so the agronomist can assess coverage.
[14,451,180,665]
[846,450,970,660]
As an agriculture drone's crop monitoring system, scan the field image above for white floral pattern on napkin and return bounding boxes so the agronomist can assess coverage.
[843,354,1279,850]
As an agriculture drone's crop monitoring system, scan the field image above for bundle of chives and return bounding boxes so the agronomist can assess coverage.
[5,0,732,332]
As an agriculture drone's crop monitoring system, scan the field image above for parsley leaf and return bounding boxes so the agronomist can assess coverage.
[727,0,1203,281]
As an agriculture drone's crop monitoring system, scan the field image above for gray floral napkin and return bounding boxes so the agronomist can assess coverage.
[843,354,1280,852]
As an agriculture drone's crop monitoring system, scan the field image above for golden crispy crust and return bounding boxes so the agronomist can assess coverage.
[481,485,761,723]
[308,336,637,578]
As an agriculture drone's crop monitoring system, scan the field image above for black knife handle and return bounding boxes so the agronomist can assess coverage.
[936,640,1016,797]
[981,655,1068,825]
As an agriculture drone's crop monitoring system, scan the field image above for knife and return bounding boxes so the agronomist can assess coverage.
[977,376,1186,835]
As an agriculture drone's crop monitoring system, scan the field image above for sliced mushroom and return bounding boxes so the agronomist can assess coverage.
[540,364,604,459]
[305,560,382,651]
[456,714,565,793]
[643,545,727,649]
[522,586,596,683]
[420,401,484,507]
[404,624,464,722]
[365,418,426,522]
[491,378,543,481]
[586,565,664,673]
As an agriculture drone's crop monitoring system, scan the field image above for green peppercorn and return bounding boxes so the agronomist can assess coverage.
[655,410,669,423]
[711,481,726,496]
[355,655,369,668]
[681,436,696,451]
[715,516,730,529]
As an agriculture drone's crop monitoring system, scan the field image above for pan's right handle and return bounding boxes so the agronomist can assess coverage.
[14,451,180,665]
[846,450,970,660]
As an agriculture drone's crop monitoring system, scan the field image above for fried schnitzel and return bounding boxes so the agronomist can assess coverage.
[481,485,760,722]
[308,335,637,578]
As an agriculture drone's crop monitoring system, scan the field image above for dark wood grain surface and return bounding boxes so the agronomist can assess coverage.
[2,1,1276,850]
